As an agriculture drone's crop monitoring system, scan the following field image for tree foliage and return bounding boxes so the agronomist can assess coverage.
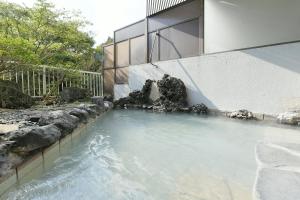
[0,0,97,72]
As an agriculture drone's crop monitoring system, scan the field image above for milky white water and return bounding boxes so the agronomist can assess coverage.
[3,110,300,200]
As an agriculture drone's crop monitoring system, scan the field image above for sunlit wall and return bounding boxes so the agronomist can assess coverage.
[204,0,300,53]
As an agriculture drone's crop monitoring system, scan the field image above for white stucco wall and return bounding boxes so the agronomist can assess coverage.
[205,0,300,53]
[114,42,300,115]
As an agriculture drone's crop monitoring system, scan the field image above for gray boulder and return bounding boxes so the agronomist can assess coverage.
[190,104,208,114]
[104,101,113,110]
[0,80,33,109]
[7,125,61,154]
[91,97,104,107]
[69,108,89,123]
[277,111,300,126]
[38,110,79,136]
[60,87,90,103]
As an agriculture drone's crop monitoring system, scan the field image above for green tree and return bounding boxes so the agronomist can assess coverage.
[0,0,96,72]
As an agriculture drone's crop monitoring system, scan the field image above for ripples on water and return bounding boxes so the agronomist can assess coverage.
[3,110,300,200]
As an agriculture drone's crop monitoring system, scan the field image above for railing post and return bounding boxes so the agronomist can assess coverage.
[43,66,46,95]
[21,71,24,93]
[27,71,30,95]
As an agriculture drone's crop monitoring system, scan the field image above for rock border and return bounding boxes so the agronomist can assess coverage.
[0,101,113,196]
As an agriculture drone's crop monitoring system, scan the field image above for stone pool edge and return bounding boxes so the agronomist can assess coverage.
[0,106,112,197]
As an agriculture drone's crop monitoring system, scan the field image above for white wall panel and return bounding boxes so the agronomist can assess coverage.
[115,42,300,115]
[205,0,300,53]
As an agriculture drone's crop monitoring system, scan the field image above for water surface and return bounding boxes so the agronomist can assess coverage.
[4,110,300,200]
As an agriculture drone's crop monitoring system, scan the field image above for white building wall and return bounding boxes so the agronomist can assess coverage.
[205,0,300,53]
[114,42,300,115]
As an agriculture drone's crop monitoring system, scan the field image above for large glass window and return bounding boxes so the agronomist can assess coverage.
[160,19,200,60]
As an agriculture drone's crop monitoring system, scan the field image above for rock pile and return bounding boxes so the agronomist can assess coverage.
[114,79,153,108]
[153,74,187,112]
[0,102,113,178]
[228,110,255,120]
[277,111,300,126]
[0,80,33,109]
[114,74,208,114]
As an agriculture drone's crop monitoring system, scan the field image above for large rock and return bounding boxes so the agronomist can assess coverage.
[152,74,188,112]
[157,74,187,106]
[69,108,89,123]
[114,79,153,108]
[91,97,104,107]
[38,110,79,136]
[0,80,33,109]
[6,125,61,154]
[277,111,300,126]
[190,104,208,115]
[60,87,90,103]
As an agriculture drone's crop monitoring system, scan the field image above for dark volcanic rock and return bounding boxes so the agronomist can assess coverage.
[60,87,90,103]
[0,80,33,109]
[38,110,79,136]
[157,74,187,106]
[69,108,89,123]
[103,95,113,102]
[113,74,208,114]
[229,110,255,120]
[114,79,153,108]
[91,97,104,107]
[190,104,208,115]
[152,74,188,112]
[7,125,61,154]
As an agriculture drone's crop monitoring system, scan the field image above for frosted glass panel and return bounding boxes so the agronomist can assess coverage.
[116,67,129,84]
[104,69,115,95]
[130,36,146,65]
[103,45,114,69]
[205,0,300,53]
[116,41,129,67]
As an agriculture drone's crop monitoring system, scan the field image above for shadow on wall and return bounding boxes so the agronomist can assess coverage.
[243,42,300,74]
[176,60,217,109]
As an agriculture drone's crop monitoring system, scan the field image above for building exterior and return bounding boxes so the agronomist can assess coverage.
[103,0,300,115]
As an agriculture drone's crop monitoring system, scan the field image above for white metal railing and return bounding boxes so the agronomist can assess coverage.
[0,66,103,97]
